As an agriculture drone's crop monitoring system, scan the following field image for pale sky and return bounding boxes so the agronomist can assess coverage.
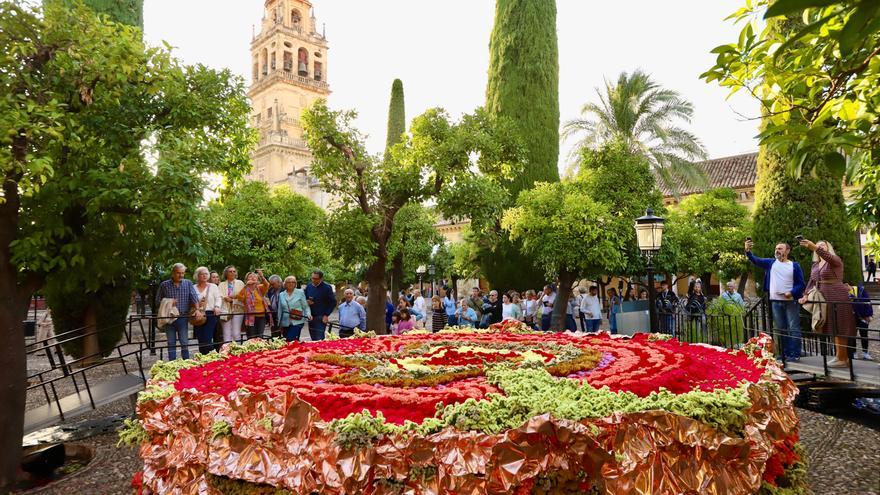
[144,1,760,170]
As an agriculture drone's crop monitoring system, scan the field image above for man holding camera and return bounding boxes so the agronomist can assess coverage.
[745,238,806,361]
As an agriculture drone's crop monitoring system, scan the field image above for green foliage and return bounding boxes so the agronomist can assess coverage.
[706,297,747,348]
[328,366,755,442]
[578,142,665,276]
[200,181,330,279]
[386,203,440,288]
[302,101,520,330]
[48,0,144,28]
[752,148,862,283]
[43,281,130,358]
[502,179,626,281]
[1,1,255,291]
[563,70,708,193]
[703,0,880,236]
[481,0,560,291]
[656,188,751,281]
[206,474,293,495]
[328,410,398,449]
[486,0,560,193]
[117,417,149,447]
[136,384,175,405]
[211,420,232,441]
[449,237,483,280]
[384,79,406,163]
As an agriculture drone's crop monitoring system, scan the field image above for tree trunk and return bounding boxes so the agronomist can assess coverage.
[365,259,389,335]
[81,301,100,366]
[551,270,578,331]
[0,167,33,494]
[737,271,750,298]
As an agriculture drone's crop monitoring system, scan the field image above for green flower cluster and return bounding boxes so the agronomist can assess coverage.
[439,367,752,435]
[116,417,150,447]
[328,410,400,449]
[136,384,175,405]
[205,474,293,495]
[328,366,755,446]
[211,420,232,441]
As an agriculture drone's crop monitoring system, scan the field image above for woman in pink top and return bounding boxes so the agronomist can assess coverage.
[395,308,415,335]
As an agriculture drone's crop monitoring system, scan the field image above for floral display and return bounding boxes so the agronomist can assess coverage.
[128,329,805,495]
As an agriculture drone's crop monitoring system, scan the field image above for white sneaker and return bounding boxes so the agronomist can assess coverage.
[862,352,874,361]
[827,358,848,368]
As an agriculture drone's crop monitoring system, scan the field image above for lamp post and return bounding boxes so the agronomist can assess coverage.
[635,208,665,334]
[428,264,436,297]
[416,265,426,294]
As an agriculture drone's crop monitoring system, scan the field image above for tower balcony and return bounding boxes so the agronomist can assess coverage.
[252,23,327,46]
[250,69,330,95]
[257,132,309,150]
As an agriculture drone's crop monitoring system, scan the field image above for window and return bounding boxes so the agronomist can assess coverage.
[252,63,259,81]
[270,52,276,71]
[267,107,273,118]
[291,9,301,27]
[314,61,323,81]
[260,48,268,75]
[283,51,293,72]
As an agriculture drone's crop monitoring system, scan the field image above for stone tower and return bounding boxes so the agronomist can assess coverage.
[248,0,330,208]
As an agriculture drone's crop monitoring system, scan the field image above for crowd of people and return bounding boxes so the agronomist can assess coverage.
[154,235,875,364]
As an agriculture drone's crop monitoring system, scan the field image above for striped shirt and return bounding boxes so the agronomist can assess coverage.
[156,279,200,316]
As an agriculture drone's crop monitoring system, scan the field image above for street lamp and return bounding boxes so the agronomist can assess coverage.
[428,264,436,297]
[416,265,426,294]
[635,208,665,333]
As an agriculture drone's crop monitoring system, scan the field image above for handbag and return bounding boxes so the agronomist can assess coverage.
[801,288,827,331]
[290,308,304,319]
[190,300,207,327]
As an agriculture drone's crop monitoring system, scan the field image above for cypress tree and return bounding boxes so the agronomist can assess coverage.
[752,148,861,283]
[48,0,144,27]
[481,0,560,290]
[384,79,406,163]
[486,0,560,191]
[385,79,408,298]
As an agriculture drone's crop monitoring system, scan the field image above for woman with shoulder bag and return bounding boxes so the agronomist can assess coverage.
[798,239,855,367]
[193,267,222,354]
[277,276,311,342]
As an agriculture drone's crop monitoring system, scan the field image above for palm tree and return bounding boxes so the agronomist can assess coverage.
[562,70,708,193]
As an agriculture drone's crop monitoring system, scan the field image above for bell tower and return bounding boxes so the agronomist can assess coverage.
[248,0,330,208]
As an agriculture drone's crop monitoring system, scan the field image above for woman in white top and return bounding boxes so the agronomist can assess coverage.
[501,293,522,321]
[412,289,426,317]
[218,265,245,347]
[523,290,538,329]
[193,267,222,354]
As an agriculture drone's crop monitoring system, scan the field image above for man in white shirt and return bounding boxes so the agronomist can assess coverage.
[746,239,806,361]
[579,286,603,332]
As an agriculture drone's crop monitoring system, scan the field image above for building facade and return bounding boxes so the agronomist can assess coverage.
[247,0,331,208]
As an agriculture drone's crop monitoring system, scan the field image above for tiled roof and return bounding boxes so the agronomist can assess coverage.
[657,152,758,197]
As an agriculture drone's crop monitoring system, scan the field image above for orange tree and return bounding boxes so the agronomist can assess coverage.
[0,3,253,490]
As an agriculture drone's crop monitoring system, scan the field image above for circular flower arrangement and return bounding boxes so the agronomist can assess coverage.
[126,325,805,495]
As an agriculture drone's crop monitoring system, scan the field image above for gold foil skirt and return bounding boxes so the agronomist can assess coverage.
[137,342,798,494]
